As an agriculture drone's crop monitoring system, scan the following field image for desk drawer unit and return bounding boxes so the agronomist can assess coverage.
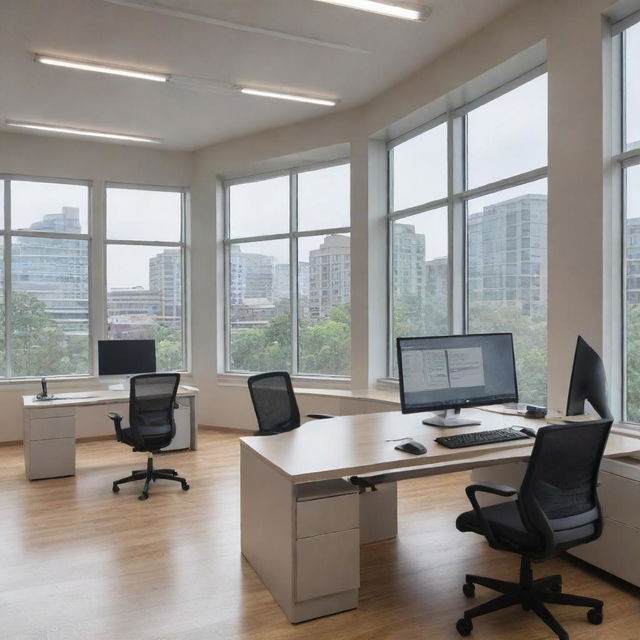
[293,481,359,617]
[24,408,76,480]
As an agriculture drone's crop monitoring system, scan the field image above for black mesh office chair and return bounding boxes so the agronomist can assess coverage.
[247,371,331,435]
[109,373,189,500]
[455,419,612,640]
[566,335,612,419]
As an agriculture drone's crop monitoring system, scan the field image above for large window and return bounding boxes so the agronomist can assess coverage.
[388,72,548,404]
[225,162,351,377]
[106,185,186,371]
[621,19,640,422]
[1,177,90,377]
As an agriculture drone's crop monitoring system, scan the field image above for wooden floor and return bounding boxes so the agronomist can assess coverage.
[1,430,639,640]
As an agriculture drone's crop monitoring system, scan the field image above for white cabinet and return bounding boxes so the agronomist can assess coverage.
[569,456,640,587]
[164,403,191,451]
[24,406,75,480]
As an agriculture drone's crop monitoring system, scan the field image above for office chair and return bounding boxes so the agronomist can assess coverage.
[109,373,190,501]
[247,371,332,435]
[455,419,612,640]
[566,335,612,419]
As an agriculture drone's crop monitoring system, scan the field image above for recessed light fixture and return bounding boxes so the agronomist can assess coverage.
[239,87,337,106]
[6,120,162,144]
[312,0,429,21]
[34,54,168,83]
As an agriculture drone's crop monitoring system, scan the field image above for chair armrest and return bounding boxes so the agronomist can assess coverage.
[465,483,518,548]
[108,412,123,442]
[306,413,334,420]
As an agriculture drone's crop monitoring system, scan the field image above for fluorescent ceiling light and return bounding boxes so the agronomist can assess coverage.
[240,88,337,106]
[312,0,428,21]
[6,120,162,144]
[34,54,168,83]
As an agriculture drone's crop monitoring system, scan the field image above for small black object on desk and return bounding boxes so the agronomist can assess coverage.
[395,440,427,455]
[519,426,537,438]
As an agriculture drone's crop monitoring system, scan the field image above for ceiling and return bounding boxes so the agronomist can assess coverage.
[0,0,523,150]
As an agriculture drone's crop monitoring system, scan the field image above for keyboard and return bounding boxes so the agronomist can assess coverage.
[435,427,530,449]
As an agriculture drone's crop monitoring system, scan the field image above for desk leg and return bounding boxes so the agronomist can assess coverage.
[240,446,359,623]
[188,397,197,450]
[359,482,398,544]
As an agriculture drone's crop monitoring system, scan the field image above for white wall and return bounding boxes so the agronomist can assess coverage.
[0,0,636,439]
[0,130,192,441]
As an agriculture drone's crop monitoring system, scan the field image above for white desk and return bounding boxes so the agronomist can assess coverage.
[23,386,198,480]
[239,409,640,623]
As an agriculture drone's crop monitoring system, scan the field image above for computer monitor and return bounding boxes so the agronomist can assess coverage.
[98,340,156,389]
[397,333,518,427]
[566,335,611,419]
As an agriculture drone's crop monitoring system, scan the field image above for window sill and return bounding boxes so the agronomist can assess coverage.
[217,372,351,390]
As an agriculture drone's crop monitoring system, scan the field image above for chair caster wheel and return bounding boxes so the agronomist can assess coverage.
[456,617,472,636]
[587,608,603,625]
[182,482,190,491]
[462,583,475,598]
[112,484,119,493]
[139,492,149,501]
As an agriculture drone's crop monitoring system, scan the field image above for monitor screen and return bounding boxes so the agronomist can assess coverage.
[98,340,156,376]
[397,333,518,414]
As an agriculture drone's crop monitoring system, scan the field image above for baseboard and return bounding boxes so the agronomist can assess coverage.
[199,424,253,435]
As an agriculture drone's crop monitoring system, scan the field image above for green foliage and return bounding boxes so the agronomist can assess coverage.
[468,303,548,405]
[3,291,88,376]
[230,305,351,375]
[626,304,640,422]
[155,325,183,372]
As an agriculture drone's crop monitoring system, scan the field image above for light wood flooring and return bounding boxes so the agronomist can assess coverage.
[1,430,639,640]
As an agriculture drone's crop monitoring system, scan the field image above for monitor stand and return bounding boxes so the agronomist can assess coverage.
[422,408,481,428]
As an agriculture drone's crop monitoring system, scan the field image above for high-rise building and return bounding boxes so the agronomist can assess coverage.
[467,194,548,319]
[308,235,350,321]
[393,223,426,299]
[627,217,640,303]
[149,248,182,327]
[11,206,88,336]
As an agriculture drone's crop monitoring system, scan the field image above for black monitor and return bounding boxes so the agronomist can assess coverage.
[566,335,611,419]
[397,333,518,427]
[98,339,156,377]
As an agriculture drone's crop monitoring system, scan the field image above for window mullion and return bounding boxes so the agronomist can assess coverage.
[290,171,299,375]
[4,180,11,378]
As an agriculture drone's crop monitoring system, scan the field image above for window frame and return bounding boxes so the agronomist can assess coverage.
[386,65,549,379]
[615,13,640,424]
[104,182,189,373]
[223,158,351,377]
[0,174,92,380]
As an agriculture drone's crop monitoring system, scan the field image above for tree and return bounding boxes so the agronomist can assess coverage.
[154,325,183,371]
[626,303,640,421]
[2,291,88,376]
[468,303,547,405]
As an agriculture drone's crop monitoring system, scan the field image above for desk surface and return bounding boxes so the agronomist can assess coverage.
[240,408,640,483]
[23,385,198,409]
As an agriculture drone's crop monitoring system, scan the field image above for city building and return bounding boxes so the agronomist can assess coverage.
[308,234,351,321]
[467,194,548,319]
[149,248,182,327]
[11,206,89,336]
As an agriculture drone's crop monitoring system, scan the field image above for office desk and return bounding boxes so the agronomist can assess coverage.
[240,409,640,623]
[23,386,198,480]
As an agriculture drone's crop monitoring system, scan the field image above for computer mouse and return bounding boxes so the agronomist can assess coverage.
[519,427,537,438]
[395,440,427,455]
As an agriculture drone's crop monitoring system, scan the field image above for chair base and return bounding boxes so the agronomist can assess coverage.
[456,557,603,640]
[112,455,189,500]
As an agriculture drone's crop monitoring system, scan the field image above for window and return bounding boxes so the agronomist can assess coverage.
[621,18,640,422]
[105,186,186,371]
[225,162,351,376]
[387,71,548,404]
[1,177,90,377]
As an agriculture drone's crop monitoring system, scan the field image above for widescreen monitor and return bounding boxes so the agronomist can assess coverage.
[98,339,157,379]
[397,333,518,427]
